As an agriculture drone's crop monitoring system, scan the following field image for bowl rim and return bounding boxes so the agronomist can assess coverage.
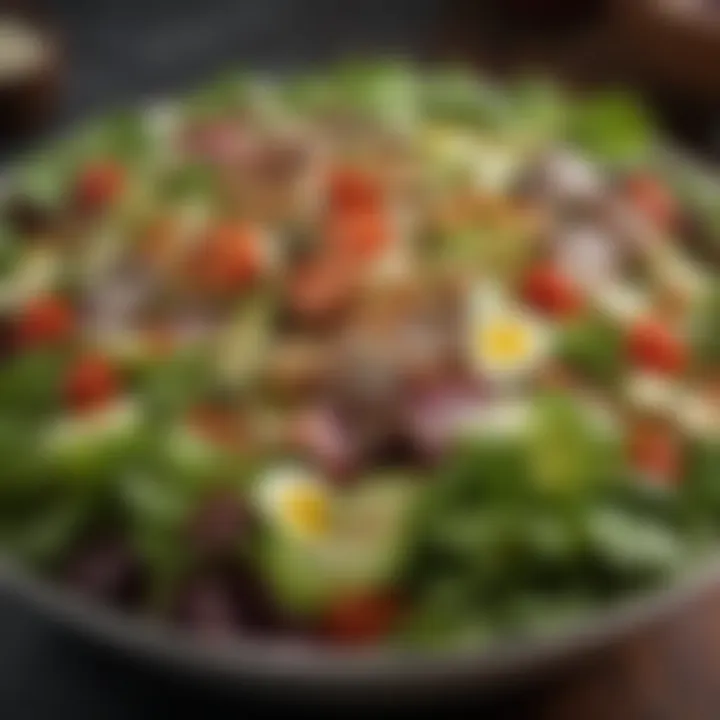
[3,553,720,690]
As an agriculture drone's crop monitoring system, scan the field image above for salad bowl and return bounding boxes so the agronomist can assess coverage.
[0,62,718,703]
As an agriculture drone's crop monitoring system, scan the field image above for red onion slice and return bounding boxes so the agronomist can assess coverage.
[403,380,486,457]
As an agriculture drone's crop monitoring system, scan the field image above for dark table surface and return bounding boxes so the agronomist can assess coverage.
[2,1,720,717]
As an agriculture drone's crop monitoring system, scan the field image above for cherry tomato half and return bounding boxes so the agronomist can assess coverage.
[17,295,74,348]
[627,319,688,376]
[193,223,264,293]
[74,161,126,212]
[321,593,400,646]
[521,263,585,318]
[325,209,392,262]
[327,166,383,214]
[64,354,120,412]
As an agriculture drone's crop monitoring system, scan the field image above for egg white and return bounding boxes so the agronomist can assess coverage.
[255,466,332,542]
[467,284,553,382]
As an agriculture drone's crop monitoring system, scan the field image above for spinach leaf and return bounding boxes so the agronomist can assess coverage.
[569,90,655,166]
[0,350,66,419]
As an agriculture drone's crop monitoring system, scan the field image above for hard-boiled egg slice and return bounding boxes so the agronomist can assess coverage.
[256,466,332,542]
[467,284,552,381]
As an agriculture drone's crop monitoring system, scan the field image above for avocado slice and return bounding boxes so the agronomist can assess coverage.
[260,474,418,616]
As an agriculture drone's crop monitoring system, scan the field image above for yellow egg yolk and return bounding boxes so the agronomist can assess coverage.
[282,484,330,538]
[477,318,533,366]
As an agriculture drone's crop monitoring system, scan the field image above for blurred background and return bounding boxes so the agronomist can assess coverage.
[4,1,720,156]
[1,0,720,718]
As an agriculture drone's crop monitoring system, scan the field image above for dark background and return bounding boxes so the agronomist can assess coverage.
[52,0,439,116]
[1,1,720,717]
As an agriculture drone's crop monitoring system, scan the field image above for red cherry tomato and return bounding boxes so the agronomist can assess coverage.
[628,419,682,486]
[627,319,688,376]
[74,161,126,211]
[327,166,382,213]
[325,209,392,261]
[624,173,678,232]
[17,295,74,348]
[194,223,263,293]
[322,593,400,646]
[64,354,120,412]
[521,263,585,318]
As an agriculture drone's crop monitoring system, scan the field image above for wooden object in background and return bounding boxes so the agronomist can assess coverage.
[0,4,62,140]
[611,0,720,99]
[438,0,626,86]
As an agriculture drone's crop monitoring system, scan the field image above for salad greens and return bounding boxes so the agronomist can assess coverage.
[0,61,716,650]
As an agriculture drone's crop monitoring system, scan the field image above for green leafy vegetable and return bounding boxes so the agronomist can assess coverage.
[422,67,509,129]
[569,90,654,166]
[558,312,625,388]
